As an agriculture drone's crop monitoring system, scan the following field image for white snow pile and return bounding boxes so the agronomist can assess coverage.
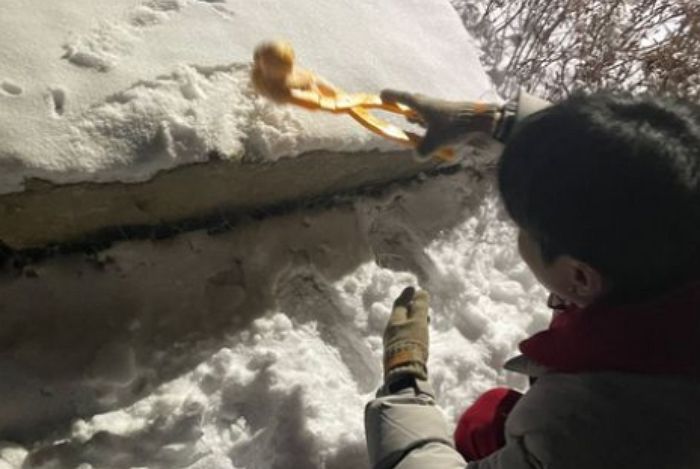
[0,1,554,468]
[1,171,550,469]
[0,0,495,194]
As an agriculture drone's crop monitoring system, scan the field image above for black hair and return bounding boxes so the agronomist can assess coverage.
[498,91,700,300]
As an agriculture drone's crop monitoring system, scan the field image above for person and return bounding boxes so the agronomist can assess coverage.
[364,89,700,469]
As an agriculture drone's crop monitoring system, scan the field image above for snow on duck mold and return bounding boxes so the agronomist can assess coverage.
[0,0,495,249]
[0,0,493,192]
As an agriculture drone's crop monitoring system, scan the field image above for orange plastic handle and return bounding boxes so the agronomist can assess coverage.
[253,41,455,162]
[290,89,455,161]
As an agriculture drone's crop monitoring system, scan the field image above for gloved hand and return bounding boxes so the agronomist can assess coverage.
[383,287,430,386]
[381,89,502,157]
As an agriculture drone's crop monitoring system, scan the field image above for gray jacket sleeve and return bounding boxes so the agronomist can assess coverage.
[494,90,552,142]
[364,379,467,469]
[364,378,545,469]
[465,440,543,469]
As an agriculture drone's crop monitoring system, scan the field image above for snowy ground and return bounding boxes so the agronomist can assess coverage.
[1,170,550,469]
[1,1,551,468]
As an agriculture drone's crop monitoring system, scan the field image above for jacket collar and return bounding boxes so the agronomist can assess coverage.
[517,282,700,376]
[502,354,549,377]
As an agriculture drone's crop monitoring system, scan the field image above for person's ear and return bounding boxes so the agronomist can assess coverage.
[565,257,606,303]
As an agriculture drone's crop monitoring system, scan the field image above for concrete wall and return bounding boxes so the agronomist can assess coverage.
[0,150,435,249]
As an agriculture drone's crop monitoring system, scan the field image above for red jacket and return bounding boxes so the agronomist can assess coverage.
[520,281,700,376]
[456,281,700,461]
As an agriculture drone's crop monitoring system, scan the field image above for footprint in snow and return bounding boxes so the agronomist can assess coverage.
[144,0,183,12]
[193,0,236,20]
[1,80,23,96]
[130,0,233,28]
[209,4,236,19]
[48,87,67,116]
[129,0,182,28]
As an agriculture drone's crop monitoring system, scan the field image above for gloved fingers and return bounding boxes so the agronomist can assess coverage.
[407,113,427,127]
[380,88,414,106]
[381,89,429,116]
[417,128,450,157]
[393,286,415,308]
[390,287,430,322]
[390,286,415,323]
[410,290,430,322]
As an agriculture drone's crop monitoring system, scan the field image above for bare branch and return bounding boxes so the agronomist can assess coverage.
[451,0,700,100]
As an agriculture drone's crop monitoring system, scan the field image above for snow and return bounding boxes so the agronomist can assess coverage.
[3,171,550,469]
[0,0,496,194]
[0,1,551,468]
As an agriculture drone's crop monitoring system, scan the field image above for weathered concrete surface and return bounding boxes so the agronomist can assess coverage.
[0,150,435,249]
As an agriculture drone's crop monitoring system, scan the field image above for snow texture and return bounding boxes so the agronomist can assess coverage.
[3,171,550,469]
[0,2,551,468]
[0,0,496,194]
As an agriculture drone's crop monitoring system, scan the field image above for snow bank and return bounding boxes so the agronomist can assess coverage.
[0,3,545,469]
[2,170,549,468]
[0,0,495,194]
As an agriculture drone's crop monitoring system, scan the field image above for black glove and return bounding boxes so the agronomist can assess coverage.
[381,89,502,157]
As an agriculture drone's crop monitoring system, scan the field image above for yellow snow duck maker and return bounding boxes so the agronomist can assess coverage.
[251,40,455,161]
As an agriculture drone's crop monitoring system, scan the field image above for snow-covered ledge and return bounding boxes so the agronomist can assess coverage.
[0,150,434,249]
[0,0,494,249]
[0,3,541,468]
